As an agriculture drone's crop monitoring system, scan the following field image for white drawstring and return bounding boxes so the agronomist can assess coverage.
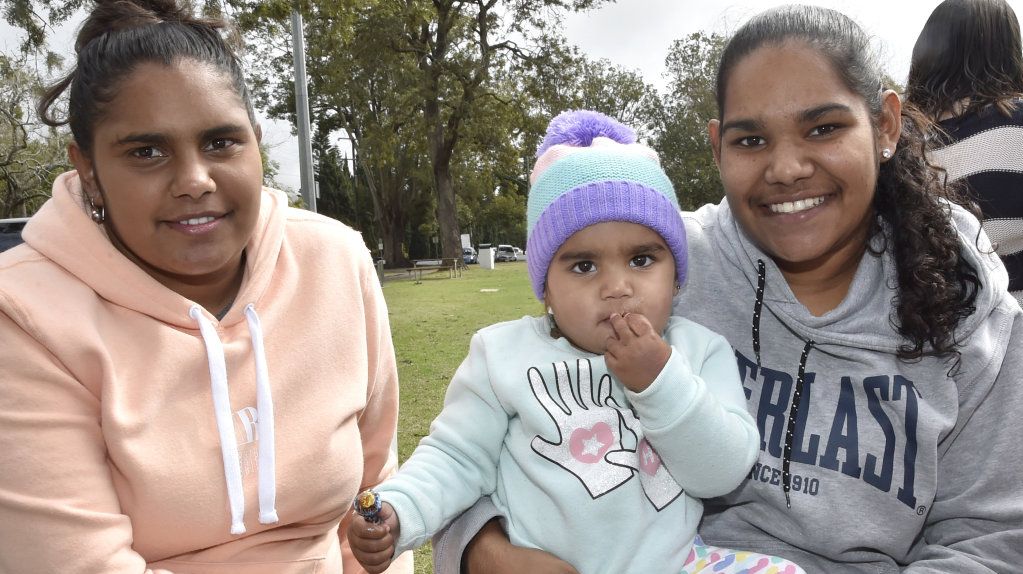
[190,305,247,535]
[190,304,279,535]
[245,304,279,525]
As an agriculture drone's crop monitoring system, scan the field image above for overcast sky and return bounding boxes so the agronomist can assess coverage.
[5,1,1022,191]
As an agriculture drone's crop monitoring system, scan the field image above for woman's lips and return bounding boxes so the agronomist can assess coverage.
[166,213,226,234]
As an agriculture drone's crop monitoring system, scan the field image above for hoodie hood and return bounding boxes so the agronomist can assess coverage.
[21,171,288,535]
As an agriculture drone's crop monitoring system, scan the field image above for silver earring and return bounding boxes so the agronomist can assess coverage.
[881,148,893,159]
[546,306,560,333]
[87,196,105,224]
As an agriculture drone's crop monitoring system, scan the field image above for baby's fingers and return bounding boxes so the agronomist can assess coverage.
[609,313,634,340]
[349,518,395,573]
[623,312,655,336]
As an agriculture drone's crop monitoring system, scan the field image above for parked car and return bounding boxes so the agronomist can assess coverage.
[0,217,29,253]
[495,244,515,262]
[462,246,478,264]
[512,247,524,261]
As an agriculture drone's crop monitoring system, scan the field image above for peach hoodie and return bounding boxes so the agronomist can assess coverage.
[0,172,412,573]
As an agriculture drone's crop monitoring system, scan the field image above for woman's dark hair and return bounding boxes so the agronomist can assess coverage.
[37,0,257,154]
[906,0,1023,119]
[715,5,981,362]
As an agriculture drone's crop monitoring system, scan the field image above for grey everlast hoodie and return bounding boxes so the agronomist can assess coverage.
[432,199,1023,573]
[686,200,1023,572]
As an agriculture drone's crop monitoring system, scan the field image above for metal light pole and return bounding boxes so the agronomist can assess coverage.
[291,8,317,212]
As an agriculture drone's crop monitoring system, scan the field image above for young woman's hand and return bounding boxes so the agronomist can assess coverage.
[464,519,580,574]
[605,312,671,392]
[347,502,401,574]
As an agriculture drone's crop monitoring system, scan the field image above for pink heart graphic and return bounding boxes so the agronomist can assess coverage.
[569,422,614,463]
[638,439,661,475]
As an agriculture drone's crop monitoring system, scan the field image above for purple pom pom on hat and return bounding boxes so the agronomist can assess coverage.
[526,110,687,300]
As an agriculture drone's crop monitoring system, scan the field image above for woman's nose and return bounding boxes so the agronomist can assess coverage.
[764,139,813,185]
[173,153,216,199]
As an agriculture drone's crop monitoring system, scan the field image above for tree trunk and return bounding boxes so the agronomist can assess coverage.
[433,161,461,259]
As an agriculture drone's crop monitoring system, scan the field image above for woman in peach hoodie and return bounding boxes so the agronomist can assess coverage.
[0,1,411,572]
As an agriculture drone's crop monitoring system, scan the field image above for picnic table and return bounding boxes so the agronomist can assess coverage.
[406,257,462,283]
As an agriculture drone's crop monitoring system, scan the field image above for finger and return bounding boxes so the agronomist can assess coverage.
[349,523,392,548]
[353,534,395,559]
[576,356,596,408]
[353,547,394,574]
[348,515,384,541]
[609,313,633,341]
[553,360,578,410]
[528,367,569,418]
[623,312,653,336]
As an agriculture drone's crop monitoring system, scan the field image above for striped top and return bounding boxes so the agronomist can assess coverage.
[929,100,1023,305]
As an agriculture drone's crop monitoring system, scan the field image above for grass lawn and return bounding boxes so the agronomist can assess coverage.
[381,261,539,573]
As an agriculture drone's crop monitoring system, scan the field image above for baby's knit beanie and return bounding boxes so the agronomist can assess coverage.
[526,109,687,300]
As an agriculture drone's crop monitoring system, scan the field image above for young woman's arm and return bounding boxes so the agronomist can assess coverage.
[0,311,168,573]
[908,304,1023,570]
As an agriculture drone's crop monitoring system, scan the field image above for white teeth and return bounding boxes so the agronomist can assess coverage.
[768,196,825,214]
[180,216,215,225]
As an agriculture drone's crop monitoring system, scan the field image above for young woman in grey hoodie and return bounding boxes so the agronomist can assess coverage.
[426,5,1023,573]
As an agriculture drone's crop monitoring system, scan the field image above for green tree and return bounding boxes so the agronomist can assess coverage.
[650,31,726,210]
[0,53,69,218]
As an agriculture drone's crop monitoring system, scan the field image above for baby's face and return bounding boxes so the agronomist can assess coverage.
[544,222,676,354]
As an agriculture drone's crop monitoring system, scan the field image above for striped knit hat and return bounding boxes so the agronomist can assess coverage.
[527,109,687,300]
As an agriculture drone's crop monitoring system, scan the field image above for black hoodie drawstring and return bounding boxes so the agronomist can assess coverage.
[783,339,815,508]
[753,260,766,368]
[751,258,815,508]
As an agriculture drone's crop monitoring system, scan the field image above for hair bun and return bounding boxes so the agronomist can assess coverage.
[76,0,220,52]
[536,110,637,157]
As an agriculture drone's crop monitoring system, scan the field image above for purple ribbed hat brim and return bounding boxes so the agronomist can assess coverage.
[526,181,688,300]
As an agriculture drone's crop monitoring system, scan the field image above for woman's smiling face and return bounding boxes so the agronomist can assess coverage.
[70,58,263,293]
[708,40,900,275]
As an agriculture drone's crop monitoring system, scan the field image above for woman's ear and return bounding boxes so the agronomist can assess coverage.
[878,90,902,155]
[68,142,99,200]
[708,119,723,166]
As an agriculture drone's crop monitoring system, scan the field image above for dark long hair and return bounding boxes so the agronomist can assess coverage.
[906,0,1023,118]
[715,5,981,361]
[38,0,256,154]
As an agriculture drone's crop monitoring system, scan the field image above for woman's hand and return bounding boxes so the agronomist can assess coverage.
[348,502,401,574]
[463,519,580,574]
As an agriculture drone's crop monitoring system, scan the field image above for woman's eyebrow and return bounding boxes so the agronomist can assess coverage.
[720,118,763,134]
[200,123,249,141]
[798,103,852,123]
[114,132,168,146]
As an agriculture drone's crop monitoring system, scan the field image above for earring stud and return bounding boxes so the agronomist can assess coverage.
[881,148,893,159]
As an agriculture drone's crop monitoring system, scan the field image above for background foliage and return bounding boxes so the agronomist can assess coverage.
[1,0,731,256]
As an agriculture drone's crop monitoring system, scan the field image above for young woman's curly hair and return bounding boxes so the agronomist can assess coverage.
[872,106,980,360]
